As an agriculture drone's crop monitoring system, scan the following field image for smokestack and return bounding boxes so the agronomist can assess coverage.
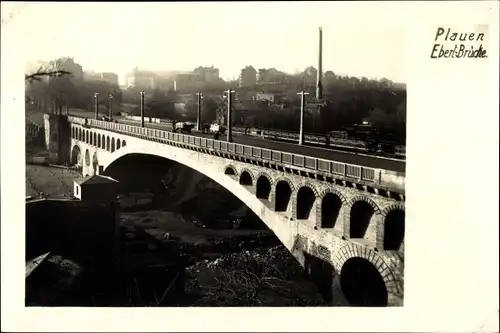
[316,26,323,100]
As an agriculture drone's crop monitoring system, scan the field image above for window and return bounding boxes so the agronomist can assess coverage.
[76,185,79,196]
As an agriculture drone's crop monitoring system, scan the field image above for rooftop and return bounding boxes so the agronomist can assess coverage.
[73,175,119,186]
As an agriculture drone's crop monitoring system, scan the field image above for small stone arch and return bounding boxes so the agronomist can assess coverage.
[84,149,91,166]
[93,132,97,146]
[273,176,295,194]
[239,168,255,186]
[89,131,93,145]
[111,137,115,152]
[97,134,101,148]
[344,195,382,242]
[378,204,406,251]
[273,177,295,212]
[255,172,273,200]
[70,144,82,166]
[106,136,110,151]
[78,128,82,141]
[334,243,399,305]
[101,134,105,149]
[85,130,89,144]
[122,140,126,147]
[298,182,320,198]
[317,188,346,229]
[318,188,347,203]
[294,183,319,220]
[224,165,238,177]
[117,139,121,150]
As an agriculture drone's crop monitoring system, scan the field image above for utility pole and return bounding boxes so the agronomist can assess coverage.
[94,93,99,120]
[297,91,309,145]
[140,91,145,128]
[196,92,203,131]
[108,94,114,120]
[226,89,235,142]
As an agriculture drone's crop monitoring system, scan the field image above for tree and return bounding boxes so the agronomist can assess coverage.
[201,97,218,123]
[146,89,175,119]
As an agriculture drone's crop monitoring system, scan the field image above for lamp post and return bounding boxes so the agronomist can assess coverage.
[196,92,203,131]
[108,94,114,120]
[226,89,235,142]
[297,91,309,145]
[94,93,100,120]
[140,91,145,128]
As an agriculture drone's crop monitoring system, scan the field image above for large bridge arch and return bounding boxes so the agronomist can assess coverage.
[100,145,298,251]
[333,243,401,306]
[86,132,403,306]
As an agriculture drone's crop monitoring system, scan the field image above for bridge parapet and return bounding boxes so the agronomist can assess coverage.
[68,117,405,194]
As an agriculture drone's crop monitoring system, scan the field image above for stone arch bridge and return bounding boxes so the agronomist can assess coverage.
[43,114,406,306]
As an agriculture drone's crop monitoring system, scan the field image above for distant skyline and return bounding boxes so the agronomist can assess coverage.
[8,2,406,85]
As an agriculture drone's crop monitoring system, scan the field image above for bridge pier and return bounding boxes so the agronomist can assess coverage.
[43,113,71,165]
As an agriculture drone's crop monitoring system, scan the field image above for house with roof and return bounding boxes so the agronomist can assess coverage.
[73,175,120,203]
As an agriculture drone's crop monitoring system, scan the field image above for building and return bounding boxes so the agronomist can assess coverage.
[303,66,318,84]
[193,66,220,82]
[239,66,257,87]
[49,57,84,81]
[84,71,119,85]
[255,92,277,103]
[73,175,120,202]
[324,70,336,82]
[125,68,157,89]
[173,73,202,91]
[257,68,287,84]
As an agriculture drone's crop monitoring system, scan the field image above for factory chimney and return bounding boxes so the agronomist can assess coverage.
[316,26,323,100]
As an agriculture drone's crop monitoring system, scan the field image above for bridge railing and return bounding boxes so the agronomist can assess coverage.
[76,117,405,191]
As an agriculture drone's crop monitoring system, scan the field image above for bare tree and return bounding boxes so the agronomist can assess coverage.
[25,66,71,84]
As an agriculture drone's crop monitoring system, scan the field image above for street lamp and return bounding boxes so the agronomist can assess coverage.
[108,94,114,120]
[226,89,236,142]
[140,91,145,128]
[94,93,100,120]
[196,92,203,131]
[297,91,309,145]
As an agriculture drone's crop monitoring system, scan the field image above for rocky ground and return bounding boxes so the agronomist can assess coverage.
[119,210,325,306]
[183,246,325,306]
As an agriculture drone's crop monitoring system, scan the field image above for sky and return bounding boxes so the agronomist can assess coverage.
[4,2,406,85]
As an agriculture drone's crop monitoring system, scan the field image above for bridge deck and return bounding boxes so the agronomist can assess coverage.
[118,119,406,173]
[47,108,405,173]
